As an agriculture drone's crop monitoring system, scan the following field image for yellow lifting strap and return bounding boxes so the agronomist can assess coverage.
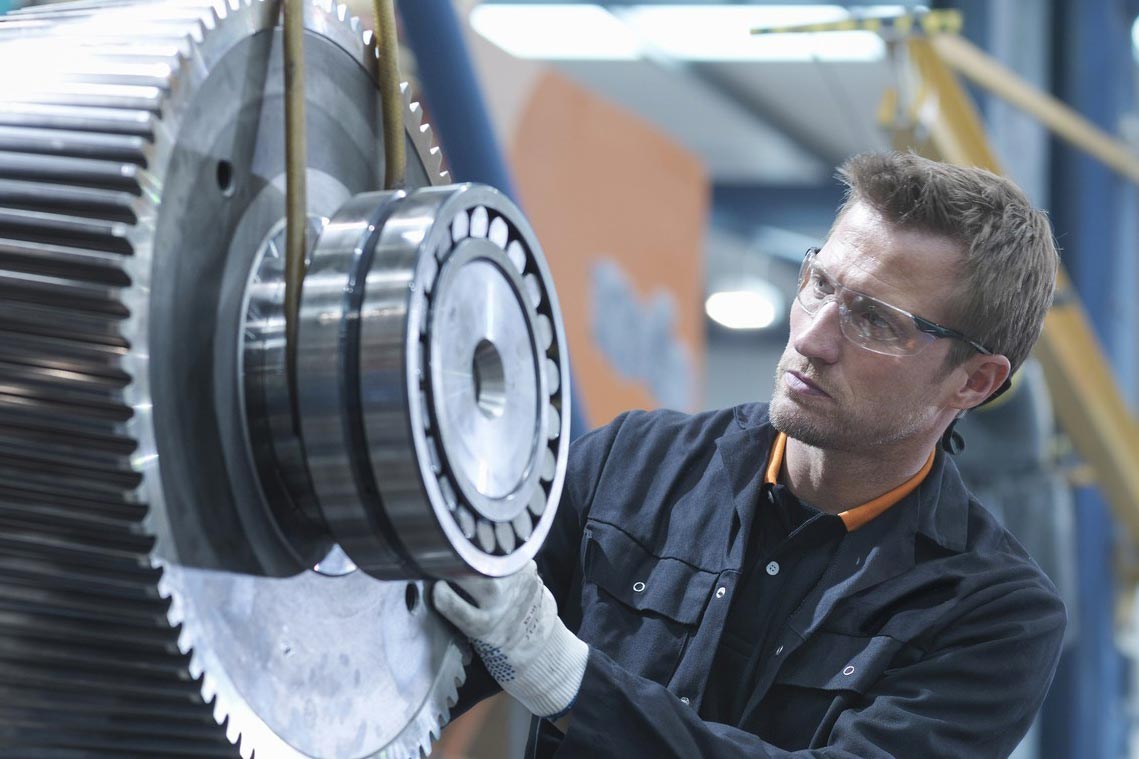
[281,0,404,403]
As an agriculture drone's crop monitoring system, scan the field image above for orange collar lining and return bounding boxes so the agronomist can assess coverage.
[763,431,935,532]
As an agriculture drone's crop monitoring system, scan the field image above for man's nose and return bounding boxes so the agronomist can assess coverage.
[791,299,843,364]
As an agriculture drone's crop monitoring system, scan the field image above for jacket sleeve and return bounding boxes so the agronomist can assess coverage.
[557,578,1066,758]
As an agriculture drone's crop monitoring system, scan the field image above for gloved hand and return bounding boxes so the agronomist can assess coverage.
[433,560,588,719]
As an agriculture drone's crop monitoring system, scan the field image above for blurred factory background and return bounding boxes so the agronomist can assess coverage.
[386,1,1139,758]
[0,0,1136,757]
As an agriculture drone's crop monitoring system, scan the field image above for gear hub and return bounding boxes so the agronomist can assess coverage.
[0,0,570,756]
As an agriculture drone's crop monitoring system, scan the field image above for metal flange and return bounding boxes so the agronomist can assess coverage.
[285,183,570,578]
[0,0,510,755]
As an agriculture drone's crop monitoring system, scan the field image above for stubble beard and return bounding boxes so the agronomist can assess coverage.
[769,385,861,452]
[768,354,857,450]
[768,354,926,453]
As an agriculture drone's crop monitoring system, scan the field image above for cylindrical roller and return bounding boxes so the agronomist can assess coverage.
[279,183,571,578]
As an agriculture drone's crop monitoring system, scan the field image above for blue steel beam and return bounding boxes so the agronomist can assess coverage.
[711,183,845,243]
[1043,0,1136,758]
[398,0,591,439]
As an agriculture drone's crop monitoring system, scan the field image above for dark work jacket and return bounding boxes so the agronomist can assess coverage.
[457,403,1067,758]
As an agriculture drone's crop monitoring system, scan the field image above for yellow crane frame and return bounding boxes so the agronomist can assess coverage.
[757,10,1139,550]
[902,31,1139,547]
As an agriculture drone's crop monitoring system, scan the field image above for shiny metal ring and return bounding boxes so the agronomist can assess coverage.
[365,184,570,577]
[295,183,571,577]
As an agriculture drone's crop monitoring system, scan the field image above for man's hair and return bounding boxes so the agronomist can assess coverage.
[835,151,1058,375]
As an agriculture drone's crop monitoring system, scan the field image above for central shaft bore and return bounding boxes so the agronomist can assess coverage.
[473,339,507,420]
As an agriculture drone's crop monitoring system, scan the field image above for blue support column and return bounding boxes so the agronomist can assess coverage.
[398,0,591,439]
[1043,1,1136,757]
[397,0,516,198]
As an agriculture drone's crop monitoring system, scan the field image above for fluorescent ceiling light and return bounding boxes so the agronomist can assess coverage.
[620,5,893,62]
[1133,15,1139,64]
[705,281,785,330]
[469,4,642,60]
[470,4,898,62]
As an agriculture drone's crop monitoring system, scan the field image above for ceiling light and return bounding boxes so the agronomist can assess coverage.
[705,280,785,330]
[469,4,642,60]
[619,5,892,62]
[470,4,897,62]
[1132,15,1139,64]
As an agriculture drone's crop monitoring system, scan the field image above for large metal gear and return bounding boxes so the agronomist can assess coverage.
[0,0,571,757]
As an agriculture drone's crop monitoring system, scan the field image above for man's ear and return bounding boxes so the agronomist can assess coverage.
[949,353,1012,411]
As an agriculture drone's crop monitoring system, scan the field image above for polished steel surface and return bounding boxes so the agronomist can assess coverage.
[242,213,358,577]
[432,248,540,508]
[294,190,416,577]
[0,0,465,757]
[356,184,572,577]
[285,183,572,579]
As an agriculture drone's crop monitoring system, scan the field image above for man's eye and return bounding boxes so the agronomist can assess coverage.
[811,271,834,295]
[860,306,883,324]
[854,303,902,340]
[866,312,890,329]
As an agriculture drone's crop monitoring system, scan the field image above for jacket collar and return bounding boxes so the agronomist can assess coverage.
[712,405,777,566]
[912,451,969,552]
[715,404,776,495]
[717,402,969,555]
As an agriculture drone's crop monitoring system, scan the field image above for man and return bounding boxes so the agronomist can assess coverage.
[435,151,1066,758]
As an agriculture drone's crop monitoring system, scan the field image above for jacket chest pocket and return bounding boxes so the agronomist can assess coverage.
[577,520,717,686]
[745,633,907,749]
[776,632,906,694]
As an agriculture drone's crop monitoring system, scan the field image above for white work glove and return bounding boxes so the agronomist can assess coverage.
[433,560,588,719]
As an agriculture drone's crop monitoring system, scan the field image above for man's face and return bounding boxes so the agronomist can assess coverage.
[769,201,967,452]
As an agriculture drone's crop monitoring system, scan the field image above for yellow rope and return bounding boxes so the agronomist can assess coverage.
[283,0,307,400]
[281,0,402,404]
[374,0,405,189]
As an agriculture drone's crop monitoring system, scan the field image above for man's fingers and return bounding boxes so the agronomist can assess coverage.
[449,561,537,607]
[449,575,502,606]
[433,562,546,643]
[432,580,487,634]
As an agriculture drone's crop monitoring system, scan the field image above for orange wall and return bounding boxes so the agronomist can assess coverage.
[508,71,709,428]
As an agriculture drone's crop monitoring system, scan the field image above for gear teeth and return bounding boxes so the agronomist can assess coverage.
[402,82,449,185]
[0,126,150,165]
[0,103,155,137]
[0,0,465,756]
[0,0,236,752]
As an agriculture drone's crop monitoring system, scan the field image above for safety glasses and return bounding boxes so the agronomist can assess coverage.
[795,247,995,357]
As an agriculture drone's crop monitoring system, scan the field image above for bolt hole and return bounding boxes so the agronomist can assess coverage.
[216,160,235,197]
[405,582,420,613]
[472,338,506,419]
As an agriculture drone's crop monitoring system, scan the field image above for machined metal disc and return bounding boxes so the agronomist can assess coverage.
[413,186,570,575]
[293,184,571,578]
[0,0,470,756]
